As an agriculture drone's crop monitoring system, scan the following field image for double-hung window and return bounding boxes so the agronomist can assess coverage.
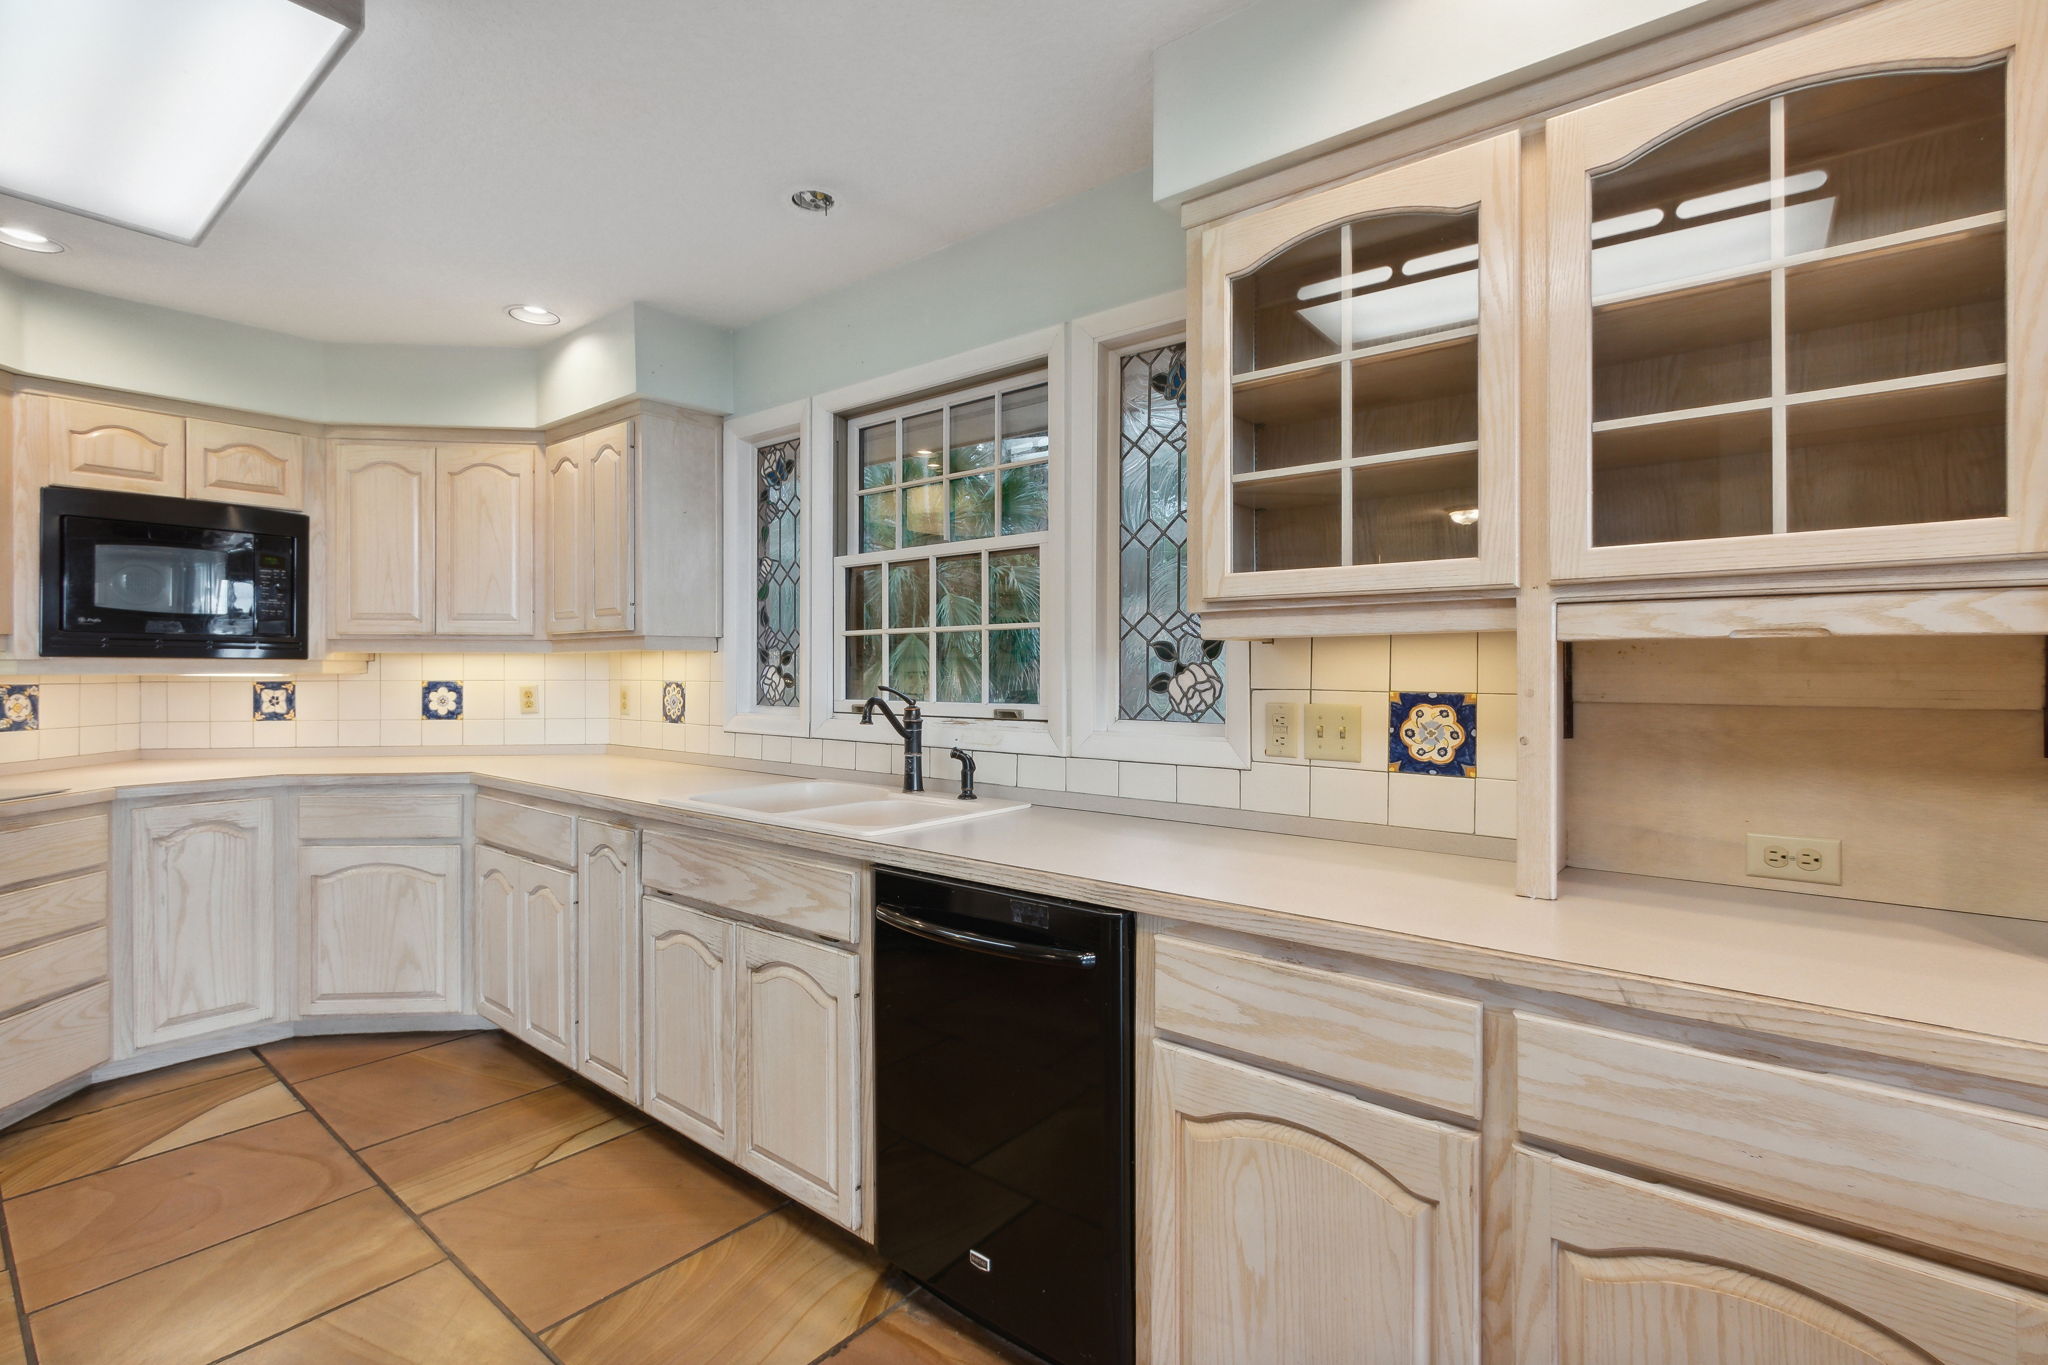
[837,372,1051,718]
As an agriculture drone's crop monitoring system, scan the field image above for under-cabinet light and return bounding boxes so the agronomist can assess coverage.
[0,0,362,245]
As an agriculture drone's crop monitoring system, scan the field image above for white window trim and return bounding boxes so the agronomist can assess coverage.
[1065,292,1251,769]
[805,326,1068,756]
[722,399,811,737]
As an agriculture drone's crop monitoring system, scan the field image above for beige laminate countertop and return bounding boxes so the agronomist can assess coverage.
[8,753,2048,1061]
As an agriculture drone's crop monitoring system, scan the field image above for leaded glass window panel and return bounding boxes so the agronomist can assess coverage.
[755,437,800,706]
[1118,343,1221,723]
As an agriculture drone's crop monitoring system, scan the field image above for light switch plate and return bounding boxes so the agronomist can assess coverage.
[1304,702,1364,763]
[517,685,541,716]
[1745,833,1842,885]
[1262,701,1302,758]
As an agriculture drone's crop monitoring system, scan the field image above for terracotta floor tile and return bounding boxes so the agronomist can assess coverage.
[223,1261,549,1365]
[0,1070,301,1196]
[828,1292,1047,1365]
[294,1033,559,1147]
[27,1189,440,1365]
[543,1208,901,1365]
[8,1112,370,1310]
[425,1126,780,1329]
[12,1050,263,1130]
[361,1082,648,1212]
[258,1030,476,1084]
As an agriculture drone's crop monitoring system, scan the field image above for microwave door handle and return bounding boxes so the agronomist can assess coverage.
[875,906,1097,968]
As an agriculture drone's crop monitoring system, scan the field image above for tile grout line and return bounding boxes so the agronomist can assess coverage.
[253,1050,573,1365]
[203,1261,451,1364]
[5,1052,269,1136]
[804,1290,916,1364]
[0,1104,311,1203]
[394,1112,649,1218]
[0,1185,42,1365]
[260,1030,486,1089]
[529,1199,794,1338]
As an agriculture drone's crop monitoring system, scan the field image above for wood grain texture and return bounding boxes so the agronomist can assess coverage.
[1516,1014,2048,1279]
[0,929,104,1020]
[582,423,636,633]
[0,875,106,958]
[186,419,304,509]
[293,1032,556,1148]
[129,798,277,1048]
[830,1294,1042,1365]
[295,790,463,842]
[515,855,576,1066]
[328,442,436,636]
[642,895,738,1156]
[642,829,860,943]
[43,396,185,494]
[1511,1150,2048,1365]
[26,1188,439,1365]
[0,985,110,1124]
[0,815,108,893]
[360,1082,646,1213]
[435,443,538,636]
[473,845,520,1031]
[257,1032,470,1084]
[298,844,463,1015]
[1148,1041,1479,1364]
[1558,586,2048,641]
[222,1261,548,1365]
[541,1208,898,1365]
[14,1048,260,1129]
[474,796,576,868]
[1570,635,2045,709]
[7,1112,369,1309]
[543,439,586,633]
[1153,933,1484,1116]
[736,925,862,1229]
[575,819,639,1101]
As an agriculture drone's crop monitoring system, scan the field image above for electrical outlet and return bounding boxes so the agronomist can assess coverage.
[1745,833,1842,885]
[1262,701,1302,758]
[618,685,632,717]
[517,685,540,716]
[1304,702,1364,763]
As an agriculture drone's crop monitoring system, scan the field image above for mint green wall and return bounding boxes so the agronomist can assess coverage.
[0,267,24,369]
[632,303,734,418]
[728,171,1185,414]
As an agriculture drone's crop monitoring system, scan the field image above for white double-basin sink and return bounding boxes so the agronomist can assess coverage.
[668,778,1028,837]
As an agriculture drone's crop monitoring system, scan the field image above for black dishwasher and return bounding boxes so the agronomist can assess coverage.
[874,868,1132,1365]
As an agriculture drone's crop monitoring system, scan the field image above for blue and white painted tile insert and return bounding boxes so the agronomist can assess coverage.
[422,681,464,720]
[253,681,296,721]
[1388,691,1477,778]
[0,685,39,732]
[662,681,686,723]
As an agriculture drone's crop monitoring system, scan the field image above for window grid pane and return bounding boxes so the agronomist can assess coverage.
[755,437,802,706]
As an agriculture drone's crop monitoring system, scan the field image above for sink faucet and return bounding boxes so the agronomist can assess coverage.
[859,686,924,792]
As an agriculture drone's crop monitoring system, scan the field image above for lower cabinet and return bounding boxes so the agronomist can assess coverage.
[576,820,640,1101]
[1146,1040,1480,1365]
[472,843,576,1066]
[129,798,277,1049]
[1512,1151,2048,1364]
[297,845,463,1015]
[642,895,735,1153]
[0,812,112,1111]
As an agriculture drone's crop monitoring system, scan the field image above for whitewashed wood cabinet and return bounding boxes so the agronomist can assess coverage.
[41,397,188,496]
[330,442,437,637]
[185,419,304,509]
[641,894,736,1155]
[435,444,537,635]
[544,421,636,635]
[1146,1040,1480,1364]
[128,798,278,1049]
[0,811,112,1115]
[297,844,463,1016]
[470,842,575,1065]
[735,923,862,1227]
[473,844,520,1031]
[575,818,639,1101]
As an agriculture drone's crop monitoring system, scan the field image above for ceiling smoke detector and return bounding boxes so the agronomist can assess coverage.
[790,189,836,215]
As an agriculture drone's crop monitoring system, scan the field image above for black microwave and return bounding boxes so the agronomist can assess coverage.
[40,488,309,659]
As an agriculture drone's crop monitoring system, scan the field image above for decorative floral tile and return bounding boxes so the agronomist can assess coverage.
[253,681,296,721]
[1388,691,1477,778]
[422,681,464,720]
[0,684,38,732]
[661,681,686,723]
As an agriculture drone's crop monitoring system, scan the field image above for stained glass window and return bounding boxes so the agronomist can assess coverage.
[1118,343,1221,723]
[755,437,801,706]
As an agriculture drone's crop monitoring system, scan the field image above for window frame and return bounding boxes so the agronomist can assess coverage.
[721,399,811,737]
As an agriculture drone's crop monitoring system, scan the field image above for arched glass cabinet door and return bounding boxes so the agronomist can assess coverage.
[1546,0,2047,580]
[1191,131,1519,609]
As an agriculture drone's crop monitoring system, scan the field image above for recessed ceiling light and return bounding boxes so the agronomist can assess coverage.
[507,304,560,325]
[0,225,63,253]
[790,189,836,215]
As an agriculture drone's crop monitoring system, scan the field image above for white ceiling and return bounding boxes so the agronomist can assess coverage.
[0,0,1247,346]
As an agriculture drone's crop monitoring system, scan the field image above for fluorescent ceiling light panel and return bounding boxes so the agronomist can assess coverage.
[0,0,361,244]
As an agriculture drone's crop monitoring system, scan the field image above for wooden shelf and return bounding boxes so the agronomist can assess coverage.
[1230,365,1341,474]
[1787,224,2005,392]
[1787,372,2006,533]
[1232,463,1342,511]
[1594,274,1770,422]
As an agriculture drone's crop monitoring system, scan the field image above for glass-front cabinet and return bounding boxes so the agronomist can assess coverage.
[1546,0,2045,580]
[1191,132,1520,609]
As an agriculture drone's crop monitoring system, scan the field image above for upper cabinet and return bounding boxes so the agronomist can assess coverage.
[38,398,306,509]
[545,421,638,635]
[1191,131,1520,612]
[187,420,305,509]
[1547,0,2045,581]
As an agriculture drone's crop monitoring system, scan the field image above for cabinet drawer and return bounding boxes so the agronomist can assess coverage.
[0,928,106,1017]
[0,983,111,1112]
[0,814,108,891]
[298,790,464,842]
[643,830,860,943]
[1155,935,1483,1117]
[474,796,576,867]
[0,873,107,955]
[1516,1014,2048,1279]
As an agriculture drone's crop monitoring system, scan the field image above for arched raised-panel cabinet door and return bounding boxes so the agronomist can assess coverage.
[518,857,577,1066]
[544,439,588,633]
[186,419,304,509]
[330,443,435,636]
[1146,1041,1479,1365]
[299,845,462,1015]
[642,895,736,1157]
[44,397,187,495]
[1512,1151,2048,1365]
[472,846,520,1031]
[575,820,639,1101]
[1191,131,1520,610]
[1546,0,2048,581]
[736,924,861,1228]
[130,799,277,1048]
[435,444,537,635]
[583,422,636,632]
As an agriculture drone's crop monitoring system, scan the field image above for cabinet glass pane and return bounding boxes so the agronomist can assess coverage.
[1594,276,1770,421]
[1786,227,2004,393]
[1231,366,1340,474]
[1590,100,1771,299]
[1351,452,1479,566]
[1352,337,1477,457]
[1232,468,1341,572]
[1787,377,2004,532]
[1593,411,1772,546]
[1231,226,1342,374]
[1344,211,1479,348]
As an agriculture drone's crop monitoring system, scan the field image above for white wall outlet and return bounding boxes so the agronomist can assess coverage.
[1745,833,1842,885]
[517,685,541,716]
[1262,701,1302,758]
[618,685,632,717]
[1304,702,1364,763]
